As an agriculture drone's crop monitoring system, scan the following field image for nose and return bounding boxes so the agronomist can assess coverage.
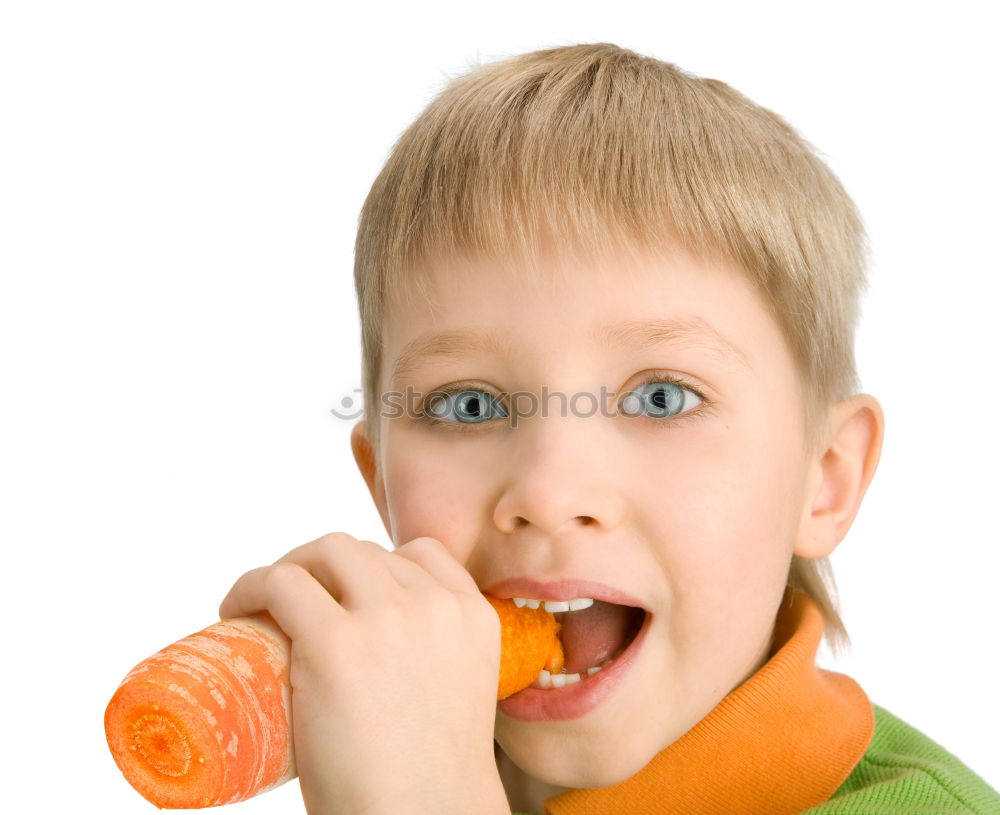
[491,410,626,537]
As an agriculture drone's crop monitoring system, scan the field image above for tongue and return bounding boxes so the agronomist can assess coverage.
[557,600,641,675]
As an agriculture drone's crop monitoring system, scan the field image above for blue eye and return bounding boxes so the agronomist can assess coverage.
[420,376,707,431]
[621,379,702,419]
[424,389,508,425]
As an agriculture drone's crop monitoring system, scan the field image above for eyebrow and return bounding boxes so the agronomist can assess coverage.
[390,316,752,385]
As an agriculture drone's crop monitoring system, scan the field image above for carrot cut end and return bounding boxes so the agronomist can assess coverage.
[105,616,295,809]
[105,681,225,809]
[132,712,192,777]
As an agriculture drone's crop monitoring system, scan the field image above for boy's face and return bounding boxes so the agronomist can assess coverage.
[355,243,823,789]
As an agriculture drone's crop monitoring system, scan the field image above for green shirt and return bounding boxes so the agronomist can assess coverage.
[802,704,999,814]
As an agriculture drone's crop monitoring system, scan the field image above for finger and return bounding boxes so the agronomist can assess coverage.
[275,533,445,608]
[392,536,480,597]
[275,533,402,608]
[218,561,346,642]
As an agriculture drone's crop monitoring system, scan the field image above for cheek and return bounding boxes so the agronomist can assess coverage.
[654,453,799,675]
[381,445,485,549]
[643,426,803,591]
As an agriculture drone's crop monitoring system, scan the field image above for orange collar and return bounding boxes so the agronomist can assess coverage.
[543,588,874,815]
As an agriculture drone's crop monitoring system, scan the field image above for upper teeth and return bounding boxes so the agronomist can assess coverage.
[512,597,595,612]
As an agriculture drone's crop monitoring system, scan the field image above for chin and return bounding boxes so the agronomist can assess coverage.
[553,755,652,790]
[507,735,657,790]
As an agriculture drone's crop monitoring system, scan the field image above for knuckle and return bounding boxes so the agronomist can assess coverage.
[316,531,358,548]
[308,532,390,560]
[315,531,365,559]
[283,532,356,564]
[264,560,306,594]
[405,535,445,552]
[358,538,391,554]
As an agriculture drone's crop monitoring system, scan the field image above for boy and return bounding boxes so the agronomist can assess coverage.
[219,43,1000,813]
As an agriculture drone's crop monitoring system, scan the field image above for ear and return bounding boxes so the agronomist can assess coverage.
[350,421,392,538]
[794,394,885,559]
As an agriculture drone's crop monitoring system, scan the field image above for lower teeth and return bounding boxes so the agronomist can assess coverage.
[532,649,624,690]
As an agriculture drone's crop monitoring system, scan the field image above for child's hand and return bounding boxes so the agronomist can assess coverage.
[218,532,511,815]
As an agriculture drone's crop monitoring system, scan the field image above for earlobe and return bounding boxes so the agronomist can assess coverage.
[794,394,885,559]
[351,421,378,491]
[350,421,392,536]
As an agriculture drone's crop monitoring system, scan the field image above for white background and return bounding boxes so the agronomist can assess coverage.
[2,1,997,811]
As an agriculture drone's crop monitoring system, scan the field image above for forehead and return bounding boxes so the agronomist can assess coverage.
[381,244,789,388]
[390,315,755,387]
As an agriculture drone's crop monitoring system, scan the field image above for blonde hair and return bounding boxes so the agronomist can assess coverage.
[353,42,868,659]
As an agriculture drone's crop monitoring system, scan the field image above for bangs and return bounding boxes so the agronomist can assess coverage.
[365,45,759,300]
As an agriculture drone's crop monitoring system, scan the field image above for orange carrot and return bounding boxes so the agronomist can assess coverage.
[105,597,562,809]
[484,595,564,699]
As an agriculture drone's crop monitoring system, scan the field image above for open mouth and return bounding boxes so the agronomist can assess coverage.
[532,600,647,689]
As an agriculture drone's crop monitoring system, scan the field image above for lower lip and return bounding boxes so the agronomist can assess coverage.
[496,609,652,722]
